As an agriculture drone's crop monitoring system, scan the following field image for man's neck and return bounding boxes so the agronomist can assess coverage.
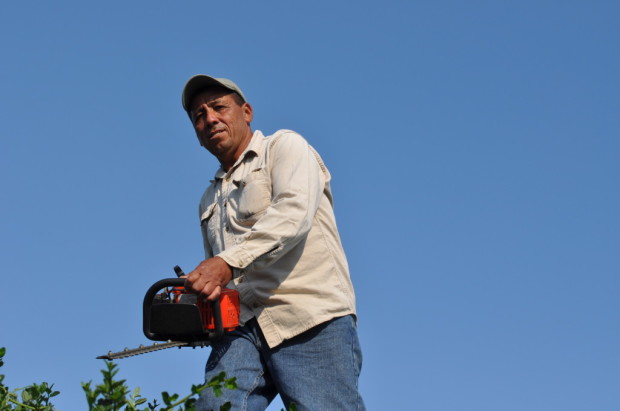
[220,130,253,171]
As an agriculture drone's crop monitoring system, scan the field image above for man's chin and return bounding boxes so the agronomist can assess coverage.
[205,143,229,157]
[202,135,225,149]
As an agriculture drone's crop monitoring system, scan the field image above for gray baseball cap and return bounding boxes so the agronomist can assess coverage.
[181,75,247,113]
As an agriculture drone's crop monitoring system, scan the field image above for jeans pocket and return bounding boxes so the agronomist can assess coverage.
[205,339,231,372]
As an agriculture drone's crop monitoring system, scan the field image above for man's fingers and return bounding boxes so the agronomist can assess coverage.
[184,272,203,293]
[185,274,221,301]
[205,284,222,301]
[184,257,231,299]
[197,283,221,301]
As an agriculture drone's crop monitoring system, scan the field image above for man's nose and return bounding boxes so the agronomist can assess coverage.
[205,107,219,125]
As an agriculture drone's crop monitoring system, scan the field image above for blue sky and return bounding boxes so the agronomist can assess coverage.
[1,1,618,410]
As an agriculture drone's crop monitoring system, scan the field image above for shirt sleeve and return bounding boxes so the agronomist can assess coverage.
[216,131,325,271]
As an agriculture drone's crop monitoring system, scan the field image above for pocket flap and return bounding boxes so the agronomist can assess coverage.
[200,202,217,223]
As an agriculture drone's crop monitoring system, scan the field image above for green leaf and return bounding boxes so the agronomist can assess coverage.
[224,378,237,390]
[212,386,223,397]
[21,389,32,402]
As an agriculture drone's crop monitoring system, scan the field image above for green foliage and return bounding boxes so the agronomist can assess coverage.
[81,361,147,410]
[81,362,236,411]
[0,347,60,410]
[1,346,296,411]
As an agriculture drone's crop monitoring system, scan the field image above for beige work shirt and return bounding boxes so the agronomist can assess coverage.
[199,129,356,348]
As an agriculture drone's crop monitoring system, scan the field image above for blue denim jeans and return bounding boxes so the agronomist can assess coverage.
[196,315,365,411]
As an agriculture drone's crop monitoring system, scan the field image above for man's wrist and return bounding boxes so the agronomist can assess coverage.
[212,256,234,284]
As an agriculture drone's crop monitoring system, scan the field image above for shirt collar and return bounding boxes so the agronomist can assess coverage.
[213,130,265,180]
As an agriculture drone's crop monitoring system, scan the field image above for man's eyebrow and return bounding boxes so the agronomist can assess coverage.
[190,106,204,117]
[206,97,228,106]
[191,95,231,114]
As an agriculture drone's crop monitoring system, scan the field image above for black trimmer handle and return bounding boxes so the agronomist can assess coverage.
[143,278,223,341]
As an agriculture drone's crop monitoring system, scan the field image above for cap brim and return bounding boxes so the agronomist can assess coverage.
[182,75,225,112]
[182,75,247,115]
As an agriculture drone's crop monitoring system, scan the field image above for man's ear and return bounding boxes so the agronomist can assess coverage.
[243,102,253,124]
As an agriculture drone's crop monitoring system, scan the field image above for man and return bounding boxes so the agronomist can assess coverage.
[181,74,365,411]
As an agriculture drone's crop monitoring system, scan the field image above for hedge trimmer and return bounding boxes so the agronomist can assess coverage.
[98,266,239,360]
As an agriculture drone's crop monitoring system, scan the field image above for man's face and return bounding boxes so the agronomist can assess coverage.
[190,87,253,168]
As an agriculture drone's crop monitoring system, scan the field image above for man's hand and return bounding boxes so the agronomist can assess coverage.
[185,257,233,301]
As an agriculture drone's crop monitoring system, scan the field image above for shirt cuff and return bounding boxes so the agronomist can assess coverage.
[217,247,254,270]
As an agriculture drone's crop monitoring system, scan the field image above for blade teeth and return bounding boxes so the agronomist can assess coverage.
[97,341,189,360]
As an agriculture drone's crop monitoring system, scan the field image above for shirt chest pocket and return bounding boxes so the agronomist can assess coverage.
[229,168,271,224]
